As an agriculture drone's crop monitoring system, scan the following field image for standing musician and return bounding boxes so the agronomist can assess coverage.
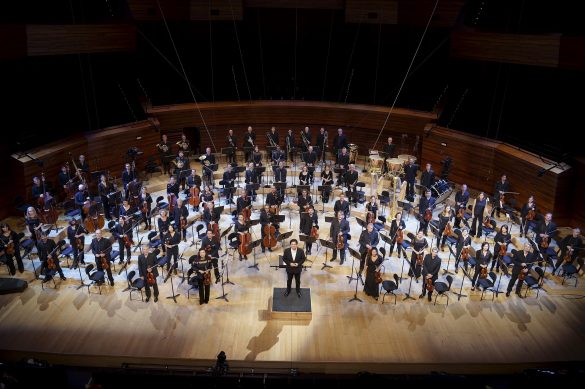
[436,204,455,251]
[506,243,535,298]
[383,136,396,161]
[164,224,181,272]
[78,154,90,175]
[25,207,42,244]
[58,165,72,198]
[118,199,135,220]
[336,147,350,172]
[520,195,537,238]
[320,164,334,203]
[470,192,488,237]
[244,126,256,162]
[554,228,583,274]
[491,225,511,273]
[300,206,318,255]
[200,230,221,283]
[410,230,427,279]
[535,212,557,266]
[297,189,313,211]
[271,145,285,165]
[31,176,44,201]
[121,163,136,200]
[203,201,221,234]
[317,128,328,163]
[37,233,66,281]
[403,158,418,202]
[172,198,189,242]
[114,216,133,264]
[157,210,171,254]
[364,247,384,301]
[389,212,407,259]
[420,163,435,196]
[299,165,311,186]
[471,242,493,291]
[273,161,287,196]
[66,218,87,269]
[419,247,441,302]
[167,176,180,201]
[334,192,350,219]
[329,211,350,264]
[300,127,312,152]
[358,223,379,276]
[235,214,250,261]
[283,239,306,297]
[245,163,259,200]
[260,204,273,253]
[138,246,159,302]
[236,188,252,217]
[192,248,213,305]
[98,174,114,221]
[226,129,237,164]
[333,128,347,157]
[222,165,236,205]
[304,146,317,183]
[366,196,379,220]
[0,223,24,275]
[344,164,359,206]
[157,134,172,175]
[268,126,279,146]
[454,184,470,228]
[201,185,215,205]
[177,133,191,154]
[418,190,435,236]
[74,184,88,222]
[285,129,296,162]
[454,228,473,273]
[492,174,510,218]
[251,145,263,167]
[201,147,216,187]
[90,229,114,286]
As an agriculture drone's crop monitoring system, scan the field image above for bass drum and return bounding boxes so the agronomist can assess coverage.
[348,144,358,164]
[431,179,451,198]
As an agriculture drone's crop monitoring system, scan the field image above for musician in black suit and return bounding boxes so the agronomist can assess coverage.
[222,164,236,204]
[37,233,66,280]
[121,163,135,200]
[283,239,306,297]
[344,164,359,205]
[244,126,256,161]
[358,223,379,275]
[271,146,285,165]
[98,174,114,221]
[554,228,583,273]
[138,246,159,302]
[245,163,258,200]
[167,176,180,198]
[164,224,181,272]
[200,230,221,283]
[420,163,435,196]
[77,154,90,175]
[403,158,418,202]
[297,189,313,211]
[301,126,312,152]
[334,193,350,219]
[454,184,470,228]
[0,223,24,275]
[226,129,237,164]
[114,216,133,264]
[330,211,350,264]
[383,136,395,159]
[66,218,87,269]
[492,174,510,217]
[139,186,153,230]
[91,229,113,285]
[300,207,318,255]
[285,129,296,162]
[268,126,279,146]
[172,198,189,242]
[157,134,172,175]
[419,246,441,302]
[535,212,557,267]
[304,146,317,183]
[506,243,535,298]
[471,242,492,290]
[273,161,287,197]
[266,186,281,212]
[418,190,435,236]
[201,147,216,187]
[252,145,263,166]
[202,201,221,227]
[74,184,87,221]
[192,248,212,305]
[317,128,328,162]
[333,128,347,156]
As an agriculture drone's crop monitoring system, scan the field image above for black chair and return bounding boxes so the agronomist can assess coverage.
[148,231,161,248]
[523,267,545,298]
[561,257,583,287]
[127,270,145,301]
[374,216,385,232]
[380,274,400,304]
[60,244,74,268]
[85,264,105,295]
[481,219,497,241]
[156,195,169,210]
[107,220,116,230]
[433,275,453,306]
[478,271,498,301]
[226,232,240,259]
[355,182,366,203]
[379,191,390,213]
[196,224,206,239]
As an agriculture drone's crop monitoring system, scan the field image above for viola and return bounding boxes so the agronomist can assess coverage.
[142,200,149,214]
[209,222,220,242]
[5,240,15,256]
[47,255,57,270]
[416,253,423,266]
[457,207,465,219]
[424,208,432,222]
[375,270,383,284]
[563,247,574,264]
[146,272,156,285]
[168,193,177,213]
[479,267,488,279]
[124,234,134,249]
[367,211,375,225]
[540,236,550,249]
[241,206,251,224]
[203,270,211,286]
[336,233,344,249]
[426,277,434,292]
[444,222,453,237]
[499,243,507,257]
[76,237,84,251]
[311,225,319,240]
[101,255,110,270]
[483,216,491,228]
[461,247,470,261]
[526,208,535,221]
[180,217,187,230]
[518,268,527,281]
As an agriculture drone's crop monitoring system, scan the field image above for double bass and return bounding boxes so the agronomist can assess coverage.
[37,172,58,225]
[238,231,252,256]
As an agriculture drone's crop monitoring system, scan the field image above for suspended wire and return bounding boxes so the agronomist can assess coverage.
[228,0,252,101]
[208,0,215,102]
[371,0,440,150]
[344,69,354,103]
[232,65,241,101]
[69,0,92,131]
[155,0,216,153]
[321,11,334,101]
[117,82,138,122]
[293,5,298,99]
[257,8,267,99]
[337,17,362,102]
[136,28,207,101]
[446,88,468,128]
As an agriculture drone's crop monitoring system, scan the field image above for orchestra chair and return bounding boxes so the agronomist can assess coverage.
[522,267,545,298]
[478,271,498,301]
[374,216,385,232]
[84,264,105,295]
[65,208,81,219]
[156,196,169,210]
[157,256,169,280]
[481,219,497,242]
[196,224,206,239]
[147,231,161,249]
[355,182,366,204]
[378,191,390,213]
[226,232,240,260]
[126,270,145,302]
[501,249,516,274]
[187,276,200,300]
[379,247,386,258]
[433,275,454,306]
[60,244,74,268]
[380,273,400,305]
[561,257,583,287]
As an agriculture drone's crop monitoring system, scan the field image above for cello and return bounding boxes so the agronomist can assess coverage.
[38,172,58,225]
[239,231,252,256]
[263,223,277,249]
[189,186,200,209]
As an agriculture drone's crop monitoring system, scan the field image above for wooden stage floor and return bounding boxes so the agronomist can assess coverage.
[1,171,584,374]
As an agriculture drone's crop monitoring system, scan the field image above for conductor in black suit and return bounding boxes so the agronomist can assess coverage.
[283,239,306,297]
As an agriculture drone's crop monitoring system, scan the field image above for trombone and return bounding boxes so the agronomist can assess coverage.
[266,132,277,148]
[300,130,309,149]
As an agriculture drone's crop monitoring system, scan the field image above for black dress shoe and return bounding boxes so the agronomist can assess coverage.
[284,290,290,297]
[154,297,158,302]
[506,291,510,297]
[146,297,150,302]
[60,276,67,281]
[297,291,302,298]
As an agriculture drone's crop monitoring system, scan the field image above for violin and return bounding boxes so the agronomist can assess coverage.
[425,277,434,292]
[201,268,212,286]
[367,211,375,225]
[461,247,470,261]
[47,255,57,270]
[123,234,134,249]
[336,233,344,249]
[499,243,507,257]
[518,267,527,281]
[142,200,149,214]
[146,272,156,285]
[526,208,535,221]
[209,222,220,242]
[540,236,550,249]
[180,216,187,230]
[76,237,84,251]
[457,207,465,219]
[168,193,177,213]
[563,247,574,264]
[416,253,424,266]
[311,225,319,240]
[424,208,432,222]
[375,269,383,284]
[479,266,488,279]
[444,222,453,237]
[5,241,15,256]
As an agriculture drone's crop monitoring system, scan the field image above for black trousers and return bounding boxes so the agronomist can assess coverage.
[96,260,114,283]
[118,239,132,261]
[332,247,345,262]
[406,180,415,201]
[389,238,406,258]
[145,281,159,298]
[199,283,210,303]
[286,271,301,293]
[166,247,178,270]
[507,270,524,294]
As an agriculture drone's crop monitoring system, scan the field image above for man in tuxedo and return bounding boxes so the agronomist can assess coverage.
[403,157,418,202]
[138,246,159,302]
[420,163,435,195]
[283,239,306,297]
[333,128,347,156]
[506,243,536,298]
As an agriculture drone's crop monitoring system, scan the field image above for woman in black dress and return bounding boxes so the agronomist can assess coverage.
[471,242,492,290]
[363,247,384,301]
[320,164,334,203]
[491,224,511,273]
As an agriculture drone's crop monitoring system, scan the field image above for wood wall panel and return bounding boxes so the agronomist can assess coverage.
[450,30,561,68]
[398,0,466,28]
[26,24,136,56]
[126,0,191,20]
[422,126,573,225]
[244,0,344,9]
[191,0,243,21]
[570,157,585,228]
[345,0,398,24]
[0,25,27,59]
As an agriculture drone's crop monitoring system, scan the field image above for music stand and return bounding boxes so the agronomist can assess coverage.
[233,165,246,185]
[276,230,292,249]
[334,167,345,188]
[347,247,364,285]
[165,262,180,303]
[443,241,457,275]
[243,146,254,162]
[219,224,233,257]
[253,166,266,186]
[494,256,509,297]
[319,239,336,270]
[221,147,234,165]
[246,183,260,200]
[296,184,310,196]
[298,235,316,266]
[317,185,331,213]
[274,181,287,200]
[355,217,366,231]
[348,264,363,303]
[247,239,262,270]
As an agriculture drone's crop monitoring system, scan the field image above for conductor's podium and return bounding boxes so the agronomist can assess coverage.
[271,287,312,320]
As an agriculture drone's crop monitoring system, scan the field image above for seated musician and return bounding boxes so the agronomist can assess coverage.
[167,176,180,202]
[297,189,313,212]
[266,186,282,214]
[118,199,135,220]
[520,195,537,238]
[222,164,236,204]
[260,204,273,253]
[0,223,24,275]
[200,230,220,283]
[236,188,252,217]
[272,145,285,166]
[305,146,317,183]
[177,133,191,154]
[186,169,202,191]
[320,164,334,203]
[334,192,350,219]
[252,145,263,166]
[202,201,221,231]
[554,227,583,274]
[344,164,359,205]
[300,206,318,255]
[535,212,557,267]
[299,165,311,186]
[245,163,258,200]
[138,245,159,302]
[336,147,350,170]
[200,185,214,206]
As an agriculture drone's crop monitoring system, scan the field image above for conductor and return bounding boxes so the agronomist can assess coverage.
[283,239,306,298]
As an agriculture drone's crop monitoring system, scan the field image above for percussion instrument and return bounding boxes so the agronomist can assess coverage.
[431,179,450,198]
[369,155,384,173]
[397,154,416,163]
[348,144,358,164]
[386,158,403,172]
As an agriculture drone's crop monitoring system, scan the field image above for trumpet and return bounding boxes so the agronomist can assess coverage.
[157,143,169,153]
[266,132,277,148]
